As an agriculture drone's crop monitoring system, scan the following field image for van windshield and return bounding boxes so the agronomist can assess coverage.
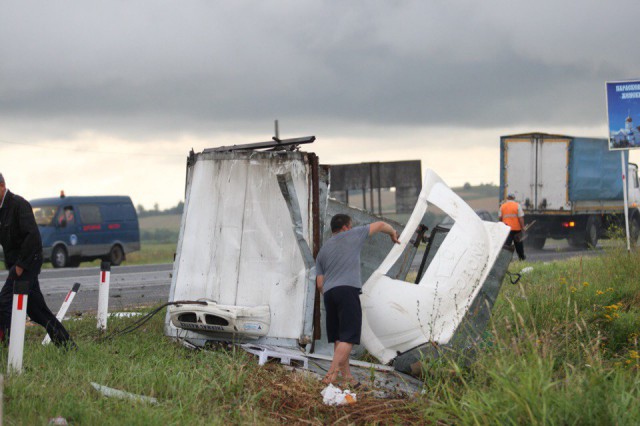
[33,205,58,226]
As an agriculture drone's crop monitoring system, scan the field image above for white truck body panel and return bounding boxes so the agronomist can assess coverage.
[166,151,314,345]
[504,136,570,210]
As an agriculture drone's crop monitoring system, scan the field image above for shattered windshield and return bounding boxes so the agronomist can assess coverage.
[33,205,58,226]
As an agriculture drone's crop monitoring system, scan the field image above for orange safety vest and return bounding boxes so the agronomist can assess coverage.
[500,200,522,231]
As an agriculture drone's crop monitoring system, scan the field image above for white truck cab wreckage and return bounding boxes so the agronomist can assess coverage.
[166,137,512,376]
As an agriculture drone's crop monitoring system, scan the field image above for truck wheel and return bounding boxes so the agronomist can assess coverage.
[51,245,68,268]
[107,245,125,266]
[630,216,640,246]
[586,216,599,248]
[528,236,546,250]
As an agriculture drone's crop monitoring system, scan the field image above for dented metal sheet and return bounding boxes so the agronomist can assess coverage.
[360,169,510,364]
[165,150,319,346]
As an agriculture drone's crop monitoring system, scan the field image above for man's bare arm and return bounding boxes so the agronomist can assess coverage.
[369,221,400,244]
[316,275,324,293]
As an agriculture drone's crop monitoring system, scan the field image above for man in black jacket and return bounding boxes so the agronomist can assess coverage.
[0,173,74,347]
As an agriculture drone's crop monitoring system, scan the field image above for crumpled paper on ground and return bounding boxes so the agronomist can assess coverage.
[321,384,357,406]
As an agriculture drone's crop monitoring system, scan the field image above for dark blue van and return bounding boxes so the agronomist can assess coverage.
[29,196,141,268]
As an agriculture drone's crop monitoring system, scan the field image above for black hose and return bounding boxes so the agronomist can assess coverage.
[505,271,521,285]
[101,300,208,341]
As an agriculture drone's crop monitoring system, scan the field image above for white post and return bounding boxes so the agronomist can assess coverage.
[622,151,631,252]
[0,374,4,426]
[7,281,30,374]
[97,262,111,331]
[43,282,80,345]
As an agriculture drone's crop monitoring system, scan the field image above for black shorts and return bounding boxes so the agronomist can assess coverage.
[323,286,362,344]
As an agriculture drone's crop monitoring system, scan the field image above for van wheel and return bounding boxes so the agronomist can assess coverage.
[51,245,68,268]
[107,245,124,266]
[585,216,599,248]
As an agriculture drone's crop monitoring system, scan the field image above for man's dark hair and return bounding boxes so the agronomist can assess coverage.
[330,214,352,232]
[0,173,4,185]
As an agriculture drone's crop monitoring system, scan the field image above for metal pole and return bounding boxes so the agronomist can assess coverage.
[0,374,3,426]
[377,163,382,215]
[369,163,374,212]
[8,281,30,375]
[274,120,279,139]
[622,151,631,252]
[43,283,80,345]
[97,262,111,331]
[362,185,366,210]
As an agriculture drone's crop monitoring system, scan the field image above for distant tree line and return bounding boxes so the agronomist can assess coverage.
[136,201,184,218]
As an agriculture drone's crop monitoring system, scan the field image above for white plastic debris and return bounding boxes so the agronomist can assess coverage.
[519,266,534,274]
[241,343,308,368]
[321,384,357,406]
[360,169,510,364]
[110,312,143,318]
[48,417,68,425]
[90,382,158,404]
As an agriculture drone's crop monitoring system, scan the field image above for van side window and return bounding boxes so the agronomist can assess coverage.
[57,206,75,226]
[79,205,102,224]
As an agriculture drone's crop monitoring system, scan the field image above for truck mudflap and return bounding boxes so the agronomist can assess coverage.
[360,169,510,365]
[169,301,270,338]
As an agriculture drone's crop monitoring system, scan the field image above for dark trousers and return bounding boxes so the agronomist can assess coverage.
[0,265,73,347]
[506,230,526,260]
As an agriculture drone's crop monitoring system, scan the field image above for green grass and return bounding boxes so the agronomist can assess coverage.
[4,247,639,424]
[2,313,421,424]
[418,246,640,424]
[42,243,177,269]
[125,242,176,265]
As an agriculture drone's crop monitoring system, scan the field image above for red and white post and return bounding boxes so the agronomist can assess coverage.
[8,280,30,374]
[42,282,81,345]
[97,262,111,331]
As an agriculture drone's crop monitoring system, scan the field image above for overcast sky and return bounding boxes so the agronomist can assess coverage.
[1,1,639,209]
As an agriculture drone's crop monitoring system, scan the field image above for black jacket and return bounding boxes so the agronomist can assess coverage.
[0,191,43,271]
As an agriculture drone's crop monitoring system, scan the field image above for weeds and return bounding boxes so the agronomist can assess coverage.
[3,248,640,424]
[419,248,640,425]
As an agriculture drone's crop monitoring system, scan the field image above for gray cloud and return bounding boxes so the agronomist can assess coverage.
[1,1,639,140]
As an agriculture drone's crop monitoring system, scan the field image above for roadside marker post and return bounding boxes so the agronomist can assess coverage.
[42,283,81,345]
[97,262,111,331]
[8,281,30,375]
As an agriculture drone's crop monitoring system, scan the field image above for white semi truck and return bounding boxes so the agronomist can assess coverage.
[500,132,640,249]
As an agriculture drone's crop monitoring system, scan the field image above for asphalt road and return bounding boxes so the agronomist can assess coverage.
[513,240,605,263]
[0,240,609,315]
[0,263,173,314]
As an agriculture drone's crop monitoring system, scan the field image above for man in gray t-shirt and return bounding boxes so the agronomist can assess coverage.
[316,213,399,386]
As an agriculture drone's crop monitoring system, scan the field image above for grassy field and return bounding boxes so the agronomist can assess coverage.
[2,246,639,424]
[138,214,182,232]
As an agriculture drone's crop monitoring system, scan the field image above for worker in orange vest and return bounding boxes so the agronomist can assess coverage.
[499,193,526,260]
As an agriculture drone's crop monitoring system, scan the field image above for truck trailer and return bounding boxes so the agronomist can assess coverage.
[499,132,640,249]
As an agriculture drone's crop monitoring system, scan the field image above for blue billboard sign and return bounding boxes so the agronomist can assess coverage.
[607,80,640,150]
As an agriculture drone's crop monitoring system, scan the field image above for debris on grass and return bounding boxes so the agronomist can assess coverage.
[90,382,158,404]
[321,384,357,406]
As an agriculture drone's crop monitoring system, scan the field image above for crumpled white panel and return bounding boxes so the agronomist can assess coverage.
[172,152,312,340]
[361,169,510,364]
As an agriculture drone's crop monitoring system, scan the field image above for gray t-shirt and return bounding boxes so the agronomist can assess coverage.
[315,225,370,294]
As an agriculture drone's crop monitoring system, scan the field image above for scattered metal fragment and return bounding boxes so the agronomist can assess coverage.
[242,344,309,369]
[90,382,158,404]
